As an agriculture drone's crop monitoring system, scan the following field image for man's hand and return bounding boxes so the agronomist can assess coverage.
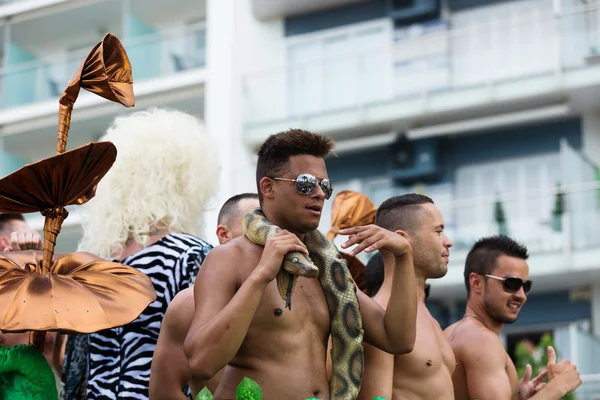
[545,346,582,396]
[3,230,43,252]
[518,364,547,400]
[339,225,411,258]
[253,230,309,284]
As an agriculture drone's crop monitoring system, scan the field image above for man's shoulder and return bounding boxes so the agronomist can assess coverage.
[211,236,261,258]
[201,236,262,271]
[164,288,195,335]
[453,323,505,363]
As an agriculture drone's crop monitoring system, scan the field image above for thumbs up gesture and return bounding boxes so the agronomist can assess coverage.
[545,346,582,396]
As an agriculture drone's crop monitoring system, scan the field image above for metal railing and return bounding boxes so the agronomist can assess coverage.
[366,179,600,256]
[0,23,205,108]
[242,3,600,126]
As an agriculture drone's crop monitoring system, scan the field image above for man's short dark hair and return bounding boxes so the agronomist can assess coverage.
[217,193,259,226]
[464,235,529,296]
[375,194,434,234]
[365,252,384,297]
[256,129,334,204]
[0,213,25,236]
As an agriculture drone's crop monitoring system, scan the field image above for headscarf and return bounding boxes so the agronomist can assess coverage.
[327,191,377,293]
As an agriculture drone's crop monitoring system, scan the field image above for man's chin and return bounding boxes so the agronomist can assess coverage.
[297,222,320,234]
[428,266,448,279]
[495,313,519,324]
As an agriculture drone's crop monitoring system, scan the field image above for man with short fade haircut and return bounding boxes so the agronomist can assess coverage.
[215,193,260,244]
[445,235,581,400]
[150,193,259,400]
[359,193,454,400]
[185,129,418,399]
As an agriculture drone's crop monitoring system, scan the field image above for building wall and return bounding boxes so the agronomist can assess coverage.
[326,118,584,190]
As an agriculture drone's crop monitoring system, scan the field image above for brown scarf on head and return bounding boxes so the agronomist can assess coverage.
[327,191,377,293]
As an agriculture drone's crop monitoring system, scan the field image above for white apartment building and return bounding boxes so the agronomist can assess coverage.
[3,0,600,396]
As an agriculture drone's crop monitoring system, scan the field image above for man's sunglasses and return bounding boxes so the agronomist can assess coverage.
[270,174,333,200]
[484,274,532,295]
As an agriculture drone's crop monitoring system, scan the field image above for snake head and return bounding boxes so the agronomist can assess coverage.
[282,252,319,278]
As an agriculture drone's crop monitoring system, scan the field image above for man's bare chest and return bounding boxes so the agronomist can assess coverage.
[248,276,331,333]
[399,314,456,375]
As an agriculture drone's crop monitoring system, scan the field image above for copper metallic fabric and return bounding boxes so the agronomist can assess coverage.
[0,33,143,350]
[0,142,116,213]
[0,251,156,333]
[0,142,117,270]
[327,191,377,293]
[57,33,135,154]
[327,190,377,240]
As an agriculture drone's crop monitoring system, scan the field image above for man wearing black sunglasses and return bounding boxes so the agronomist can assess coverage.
[445,235,581,399]
[184,129,418,399]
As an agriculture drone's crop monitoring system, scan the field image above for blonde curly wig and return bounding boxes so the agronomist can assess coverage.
[78,107,219,259]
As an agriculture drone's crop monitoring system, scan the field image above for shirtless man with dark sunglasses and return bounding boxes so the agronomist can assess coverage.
[445,235,581,400]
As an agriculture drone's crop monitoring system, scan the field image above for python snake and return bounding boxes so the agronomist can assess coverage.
[243,208,364,399]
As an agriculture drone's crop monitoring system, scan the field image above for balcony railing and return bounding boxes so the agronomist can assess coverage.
[0,23,205,108]
[353,138,599,258]
[242,4,600,127]
[440,181,600,255]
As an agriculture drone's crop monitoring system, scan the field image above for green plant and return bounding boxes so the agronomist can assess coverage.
[551,182,565,232]
[194,377,388,400]
[552,182,565,216]
[494,193,508,235]
[514,333,574,400]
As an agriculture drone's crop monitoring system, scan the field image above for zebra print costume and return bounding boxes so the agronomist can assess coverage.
[62,233,212,400]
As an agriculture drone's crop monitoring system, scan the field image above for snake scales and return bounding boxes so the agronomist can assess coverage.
[243,208,364,399]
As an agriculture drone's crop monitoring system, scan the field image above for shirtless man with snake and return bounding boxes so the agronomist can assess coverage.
[184,129,418,399]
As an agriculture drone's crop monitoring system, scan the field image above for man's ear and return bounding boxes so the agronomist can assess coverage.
[259,177,275,201]
[394,230,409,239]
[216,225,232,245]
[469,272,484,296]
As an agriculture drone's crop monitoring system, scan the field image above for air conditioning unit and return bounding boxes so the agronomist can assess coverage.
[387,135,440,184]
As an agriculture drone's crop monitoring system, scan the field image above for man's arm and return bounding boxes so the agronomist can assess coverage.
[340,225,417,354]
[150,290,194,400]
[461,335,577,400]
[357,342,394,400]
[460,333,514,400]
[183,231,308,379]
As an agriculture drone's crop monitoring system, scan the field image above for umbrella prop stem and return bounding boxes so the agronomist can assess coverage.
[29,331,46,353]
[57,101,74,154]
[41,207,69,273]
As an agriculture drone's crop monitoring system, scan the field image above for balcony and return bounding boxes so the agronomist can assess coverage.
[251,0,370,20]
[0,22,205,108]
[242,4,600,145]
[319,137,600,299]
[421,178,600,299]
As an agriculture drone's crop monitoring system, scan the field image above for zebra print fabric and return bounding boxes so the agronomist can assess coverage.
[82,233,212,399]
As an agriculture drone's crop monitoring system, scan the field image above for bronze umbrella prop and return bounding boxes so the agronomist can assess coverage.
[0,143,156,350]
[57,33,135,154]
[0,32,155,353]
[0,251,156,334]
